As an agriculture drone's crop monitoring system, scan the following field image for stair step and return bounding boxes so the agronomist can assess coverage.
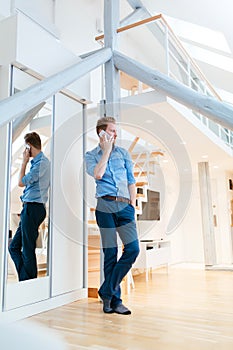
[88,287,99,298]
[136,181,148,187]
[134,171,154,177]
[134,160,159,165]
[88,220,97,225]
[136,193,146,198]
[131,151,164,159]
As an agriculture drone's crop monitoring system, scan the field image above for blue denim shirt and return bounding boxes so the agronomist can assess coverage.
[85,144,135,199]
[20,152,50,204]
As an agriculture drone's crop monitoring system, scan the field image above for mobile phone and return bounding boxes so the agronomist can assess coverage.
[99,130,111,140]
[25,144,31,156]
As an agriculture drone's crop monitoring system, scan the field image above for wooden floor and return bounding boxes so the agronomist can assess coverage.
[21,266,233,350]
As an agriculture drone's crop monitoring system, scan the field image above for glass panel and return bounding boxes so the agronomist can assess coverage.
[6,66,53,286]
[208,119,219,137]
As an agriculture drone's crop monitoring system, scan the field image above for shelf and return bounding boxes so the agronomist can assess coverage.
[133,239,171,281]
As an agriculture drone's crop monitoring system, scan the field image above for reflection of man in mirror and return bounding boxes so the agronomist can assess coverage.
[9,132,50,281]
[85,117,140,315]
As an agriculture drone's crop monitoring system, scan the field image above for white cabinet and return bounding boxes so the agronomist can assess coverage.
[133,240,171,281]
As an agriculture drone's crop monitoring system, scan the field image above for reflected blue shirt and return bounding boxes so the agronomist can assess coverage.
[20,152,50,204]
[85,144,135,199]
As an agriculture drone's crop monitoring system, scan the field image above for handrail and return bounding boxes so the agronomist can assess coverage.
[0,48,112,128]
[95,14,221,101]
[95,14,162,41]
[159,16,222,101]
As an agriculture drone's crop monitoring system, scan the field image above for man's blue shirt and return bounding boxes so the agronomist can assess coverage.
[85,144,135,199]
[20,152,50,204]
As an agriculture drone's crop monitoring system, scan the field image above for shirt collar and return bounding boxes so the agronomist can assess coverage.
[31,151,43,164]
[96,144,117,154]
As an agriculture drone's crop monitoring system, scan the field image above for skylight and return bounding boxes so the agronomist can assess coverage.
[166,15,231,54]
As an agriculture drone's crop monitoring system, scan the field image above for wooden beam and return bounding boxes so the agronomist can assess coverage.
[113,50,233,130]
[0,48,112,128]
[128,136,140,153]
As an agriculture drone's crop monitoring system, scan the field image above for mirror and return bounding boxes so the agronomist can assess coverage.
[6,66,53,284]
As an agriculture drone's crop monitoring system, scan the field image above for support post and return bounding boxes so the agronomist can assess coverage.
[198,162,217,266]
[104,0,120,119]
[83,103,88,289]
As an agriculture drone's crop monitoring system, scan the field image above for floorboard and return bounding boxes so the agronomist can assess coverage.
[20,266,233,349]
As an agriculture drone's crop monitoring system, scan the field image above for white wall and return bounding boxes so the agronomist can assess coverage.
[213,170,233,264]
[54,0,102,54]
[52,94,84,296]
[0,0,11,17]
[0,0,56,36]
[183,179,204,263]
[15,0,54,24]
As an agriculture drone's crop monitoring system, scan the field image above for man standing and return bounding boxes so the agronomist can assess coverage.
[9,132,50,281]
[85,117,139,315]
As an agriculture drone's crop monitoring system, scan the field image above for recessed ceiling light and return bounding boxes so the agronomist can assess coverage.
[213,165,219,169]
[201,155,208,158]
[145,120,153,124]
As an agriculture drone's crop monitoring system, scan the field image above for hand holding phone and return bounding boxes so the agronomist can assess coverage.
[99,129,112,141]
[25,144,31,157]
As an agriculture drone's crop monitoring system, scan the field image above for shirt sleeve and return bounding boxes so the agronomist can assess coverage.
[22,159,49,186]
[85,151,97,178]
[124,149,136,185]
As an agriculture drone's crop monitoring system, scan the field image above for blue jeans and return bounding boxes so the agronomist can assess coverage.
[9,202,46,281]
[95,198,140,307]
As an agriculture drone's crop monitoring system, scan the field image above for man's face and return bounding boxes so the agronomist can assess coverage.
[105,123,117,141]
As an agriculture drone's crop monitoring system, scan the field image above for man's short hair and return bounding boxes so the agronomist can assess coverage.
[24,132,41,150]
[96,116,116,135]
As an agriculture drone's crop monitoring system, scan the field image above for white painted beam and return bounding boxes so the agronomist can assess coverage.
[127,0,146,10]
[127,0,150,16]
[12,102,45,142]
[120,8,147,27]
[79,48,105,59]
[0,48,112,128]
[104,0,120,118]
[114,50,233,130]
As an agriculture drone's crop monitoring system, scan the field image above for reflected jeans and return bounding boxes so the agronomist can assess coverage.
[9,202,46,281]
[96,198,140,307]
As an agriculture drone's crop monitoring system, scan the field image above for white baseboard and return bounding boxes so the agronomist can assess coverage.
[0,288,87,323]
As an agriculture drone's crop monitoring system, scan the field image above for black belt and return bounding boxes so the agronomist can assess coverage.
[101,195,130,204]
[23,202,44,205]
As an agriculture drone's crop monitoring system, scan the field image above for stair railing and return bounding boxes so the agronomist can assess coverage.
[95,15,233,150]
